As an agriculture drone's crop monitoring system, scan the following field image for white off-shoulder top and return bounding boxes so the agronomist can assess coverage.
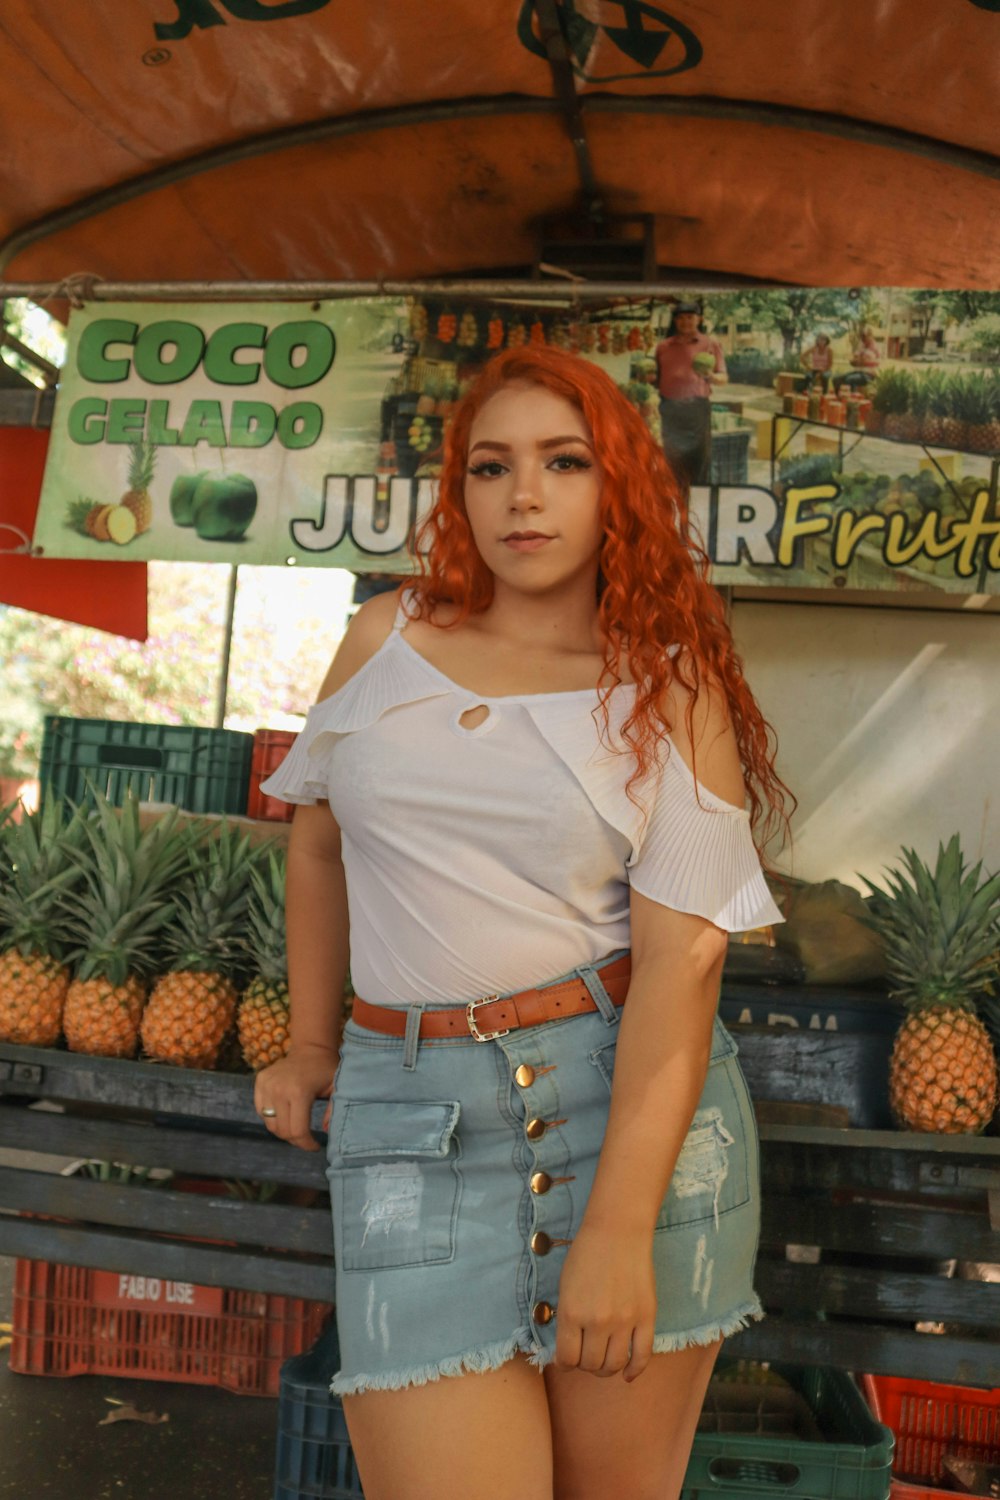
[260,595,783,1006]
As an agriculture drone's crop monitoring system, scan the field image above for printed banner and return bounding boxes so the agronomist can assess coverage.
[34,292,1000,593]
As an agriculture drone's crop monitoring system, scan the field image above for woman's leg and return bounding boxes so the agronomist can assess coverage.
[544,1338,722,1500]
[342,1352,553,1500]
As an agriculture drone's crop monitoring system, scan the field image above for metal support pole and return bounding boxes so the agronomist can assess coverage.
[214,566,238,730]
[0,276,765,304]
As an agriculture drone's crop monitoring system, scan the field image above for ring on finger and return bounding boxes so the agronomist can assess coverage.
[260,1107,278,1118]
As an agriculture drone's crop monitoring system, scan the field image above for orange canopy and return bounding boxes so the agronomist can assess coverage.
[1,1,998,291]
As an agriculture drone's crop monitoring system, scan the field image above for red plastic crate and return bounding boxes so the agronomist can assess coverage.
[246,729,297,823]
[863,1374,1000,1500]
[10,1259,332,1396]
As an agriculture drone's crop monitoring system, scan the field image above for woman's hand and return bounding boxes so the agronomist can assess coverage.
[254,1042,339,1152]
[553,1224,657,1382]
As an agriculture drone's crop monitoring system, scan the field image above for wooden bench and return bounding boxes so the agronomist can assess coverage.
[2,1040,998,1386]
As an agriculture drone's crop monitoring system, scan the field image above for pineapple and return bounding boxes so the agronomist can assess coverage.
[0,801,89,1047]
[86,504,113,541]
[237,849,291,1071]
[878,370,912,442]
[986,372,1000,455]
[863,837,1000,1135]
[963,373,995,456]
[66,497,98,538]
[236,850,354,1070]
[61,795,191,1058]
[141,822,259,1070]
[942,375,968,450]
[921,372,947,446]
[898,373,921,444]
[122,440,156,535]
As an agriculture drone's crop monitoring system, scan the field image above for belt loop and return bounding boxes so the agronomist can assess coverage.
[579,964,619,1026]
[402,1004,424,1070]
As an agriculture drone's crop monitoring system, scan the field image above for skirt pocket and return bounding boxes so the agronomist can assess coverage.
[588,1017,752,1232]
[328,1099,463,1272]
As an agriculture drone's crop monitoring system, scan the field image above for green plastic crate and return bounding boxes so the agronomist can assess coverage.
[39,716,254,815]
[683,1365,894,1500]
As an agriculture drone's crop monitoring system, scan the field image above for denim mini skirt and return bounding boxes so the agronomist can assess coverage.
[325,954,763,1397]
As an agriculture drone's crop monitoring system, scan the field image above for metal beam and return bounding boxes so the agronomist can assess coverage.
[0,276,777,306]
[1,94,997,278]
[532,0,602,218]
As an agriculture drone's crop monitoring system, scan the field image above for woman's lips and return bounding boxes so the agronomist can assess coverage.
[503,535,553,552]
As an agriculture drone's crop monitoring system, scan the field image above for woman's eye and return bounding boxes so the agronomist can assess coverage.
[550,452,592,472]
[467,460,506,478]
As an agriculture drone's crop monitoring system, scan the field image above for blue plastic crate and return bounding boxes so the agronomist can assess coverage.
[274,1321,363,1500]
[39,715,254,815]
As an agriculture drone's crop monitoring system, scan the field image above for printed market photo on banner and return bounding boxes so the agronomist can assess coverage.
[33,289,1000,595]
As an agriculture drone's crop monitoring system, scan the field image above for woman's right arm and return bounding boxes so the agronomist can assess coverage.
[253,589,401,1149]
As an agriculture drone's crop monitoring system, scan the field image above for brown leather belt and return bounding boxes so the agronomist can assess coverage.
[351,954,631,1043]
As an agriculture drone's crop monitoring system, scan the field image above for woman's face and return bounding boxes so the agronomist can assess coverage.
[674,312,699,337]
[463,381,604,597]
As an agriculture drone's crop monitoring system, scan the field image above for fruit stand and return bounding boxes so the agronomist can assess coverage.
[2,742,1000,1397]
[2,1036,999,1388]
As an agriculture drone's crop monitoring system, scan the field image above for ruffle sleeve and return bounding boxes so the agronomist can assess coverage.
[258,636,451,805]
[257,705,337,805]
[523,695,782,934]
[627,750,784,932]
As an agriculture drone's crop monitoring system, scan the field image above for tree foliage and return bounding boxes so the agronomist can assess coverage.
[706,289,869,357]
[0,563,347,778]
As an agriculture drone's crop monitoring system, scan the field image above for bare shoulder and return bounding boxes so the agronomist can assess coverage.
[315,590,400,702]
[663,651,745,808]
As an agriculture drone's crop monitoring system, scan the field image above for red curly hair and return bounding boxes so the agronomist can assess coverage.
[408,345,792,850]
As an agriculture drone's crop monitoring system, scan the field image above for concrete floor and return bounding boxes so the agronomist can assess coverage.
[0,1251,280,1500]
[0,1138,286,1500]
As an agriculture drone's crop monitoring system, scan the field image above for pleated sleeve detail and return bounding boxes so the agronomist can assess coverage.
[258,640,451,805]
[525,696,782,934]
[522,692,649,854]
[628,751,784,932]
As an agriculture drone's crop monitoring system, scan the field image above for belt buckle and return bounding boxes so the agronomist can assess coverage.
[466,995,508,1042]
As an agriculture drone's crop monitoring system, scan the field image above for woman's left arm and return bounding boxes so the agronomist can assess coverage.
[553,679,744,1383]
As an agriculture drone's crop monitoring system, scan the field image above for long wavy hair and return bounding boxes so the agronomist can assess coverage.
[409,345,792,851]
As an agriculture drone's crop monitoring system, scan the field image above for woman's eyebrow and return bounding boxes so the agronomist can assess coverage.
[469,434,594,454]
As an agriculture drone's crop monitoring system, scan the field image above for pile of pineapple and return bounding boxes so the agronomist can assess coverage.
[863,836,1000,1135]
[0,794,294,1073]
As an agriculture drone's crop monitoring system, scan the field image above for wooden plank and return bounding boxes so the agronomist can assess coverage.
[0,1043,264,1123]
[0,1102,328,1189]
[759,1123,1000,1157]
[733,1029,894,1129]
[0,1167,333,1254]
[760,1140,998,1198]
[760,1196,999,1261]
[755,1258,1000,1328]
[0,1216,335,1302]
[726,1316,1000,1388]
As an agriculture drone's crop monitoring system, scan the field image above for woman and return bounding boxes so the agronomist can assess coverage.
[800,333,834,392]
[654,301,727,487]
[843,327,881,392]
[257,345,790,1500]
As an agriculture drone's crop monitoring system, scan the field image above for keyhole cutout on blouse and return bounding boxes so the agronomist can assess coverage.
[457,703,491,732]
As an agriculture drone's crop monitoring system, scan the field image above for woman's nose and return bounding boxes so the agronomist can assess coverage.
[511,464,542,506]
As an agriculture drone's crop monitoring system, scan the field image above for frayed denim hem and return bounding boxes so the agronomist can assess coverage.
[330,1300,765,1392]
[330,1326,537,1397]
[650,1295,765,1354]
